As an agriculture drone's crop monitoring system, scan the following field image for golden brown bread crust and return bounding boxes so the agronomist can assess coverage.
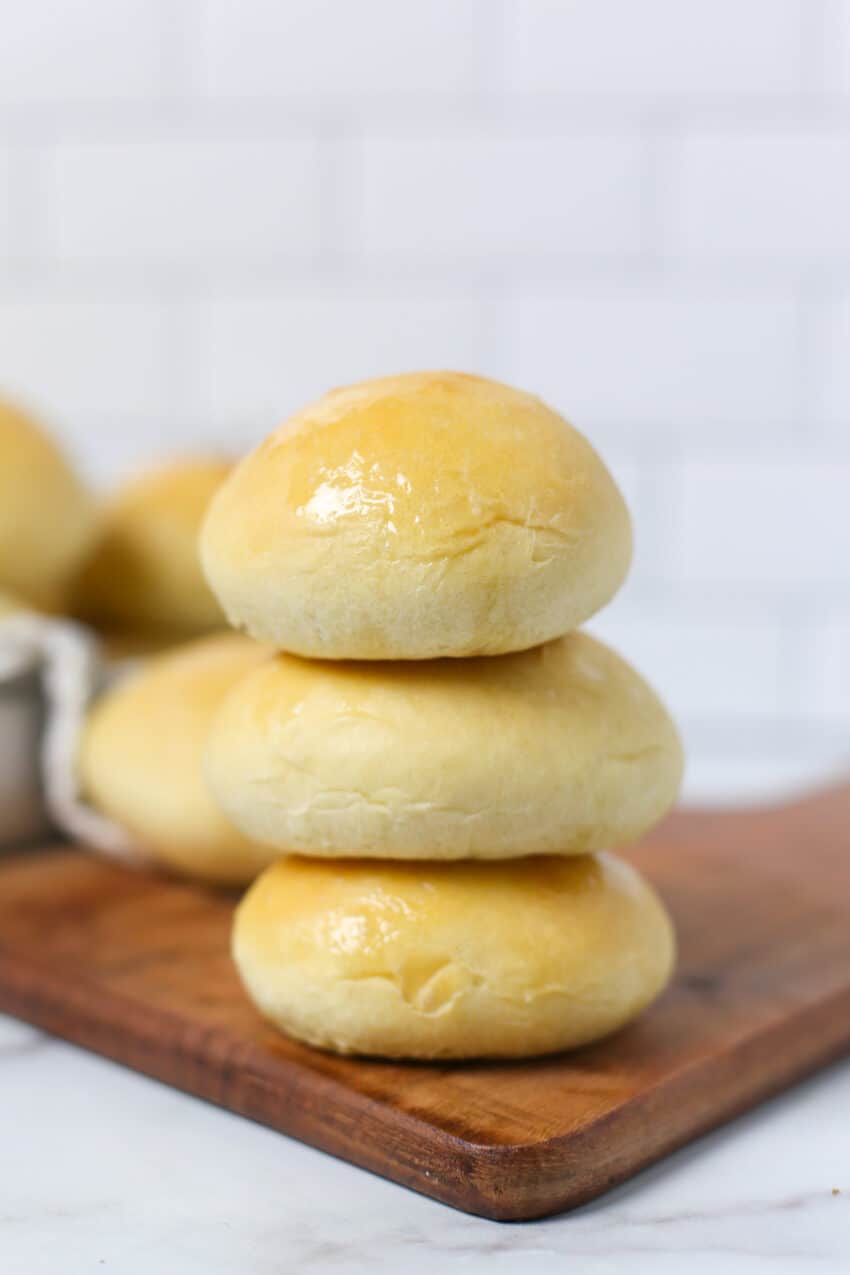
[0,589,27,618]
[78,633,278,884]
[233,852,676,1059]
[205,631,684,861]
[72,458,230,636]
[200,372,632,659]
[0,399,96,612]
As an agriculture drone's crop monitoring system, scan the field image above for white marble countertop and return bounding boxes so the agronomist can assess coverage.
[1,1011,847,1275]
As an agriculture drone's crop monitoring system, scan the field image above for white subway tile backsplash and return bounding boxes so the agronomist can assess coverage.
[668,132,850,267]
[597,453,642,527]
[193,290,504,434]
[811,296,850,437]
[0,296,169,446]
[681,752,848,805]
[824,0,850,94]
[197,0,496,99]
[672,461,850,586]
[358,134,645,263]
[0,149,11,263]
[509,0,804,97]
[0,0,162,104]
[42,137,322,267]
[0,1,844,803]
[511,291,799,435]
[590,611,786,720]
[808,620,850,719]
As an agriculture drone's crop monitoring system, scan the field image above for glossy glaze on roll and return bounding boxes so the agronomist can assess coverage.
[233,852,676,1059]
[201,372,632,659]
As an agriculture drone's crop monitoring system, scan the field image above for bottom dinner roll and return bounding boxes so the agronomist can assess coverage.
[206,631,684,861]
[78,633,277,884]
[234,853,676,1059]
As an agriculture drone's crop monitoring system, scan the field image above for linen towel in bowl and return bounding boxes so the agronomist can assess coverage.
[0,613,147,863]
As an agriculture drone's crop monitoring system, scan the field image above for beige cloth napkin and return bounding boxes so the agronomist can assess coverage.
[0,613,149,864]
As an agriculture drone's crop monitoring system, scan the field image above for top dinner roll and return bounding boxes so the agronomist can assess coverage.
[73,458,229,636]
[0,398,95,612]
[201,372,632,659]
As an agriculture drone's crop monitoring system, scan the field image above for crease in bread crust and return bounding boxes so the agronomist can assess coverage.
[199,371,632,659]
[231,851,677,1059]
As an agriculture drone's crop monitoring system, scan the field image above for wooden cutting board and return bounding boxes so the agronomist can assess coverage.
[1,782,849,1221]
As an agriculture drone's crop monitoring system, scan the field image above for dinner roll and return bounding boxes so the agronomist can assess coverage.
[234,852,675,1059]
[0,589,27,618]
[72,458,229,636]
[0,398,95,611]
[206,631,683,860]
[78,633,277,884]
[201,372,632,659]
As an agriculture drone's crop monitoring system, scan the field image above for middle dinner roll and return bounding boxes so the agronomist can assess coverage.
[206,631,683,861]
[200,371,632,659]
[79,633,278,884]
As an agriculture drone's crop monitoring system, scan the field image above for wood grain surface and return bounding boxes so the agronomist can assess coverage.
[1,782,849,1221]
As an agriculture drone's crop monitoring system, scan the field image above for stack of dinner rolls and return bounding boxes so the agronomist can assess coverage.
[199,371,684,1060]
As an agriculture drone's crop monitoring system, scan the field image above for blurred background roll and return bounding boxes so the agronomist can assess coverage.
[0,399,95,613]
[0,591,26,619]
[71,458,229,644]
[78,633,276,884]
